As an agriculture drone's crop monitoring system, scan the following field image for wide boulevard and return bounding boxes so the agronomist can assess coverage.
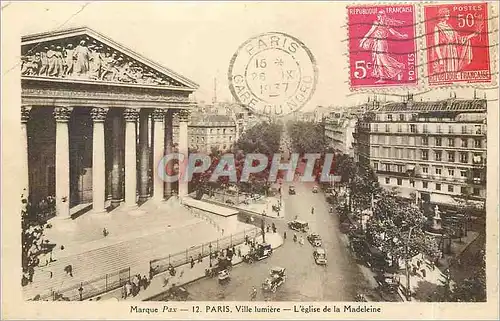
[183,181,372,301]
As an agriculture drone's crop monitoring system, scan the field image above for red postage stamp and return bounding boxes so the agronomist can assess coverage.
[347,4,417,89]
[424,3,491,85]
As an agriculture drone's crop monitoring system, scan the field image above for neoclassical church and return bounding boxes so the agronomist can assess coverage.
[21,27,198,219]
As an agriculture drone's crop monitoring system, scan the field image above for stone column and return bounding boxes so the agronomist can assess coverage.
[111,111,123,207]
[138,110,150,202]
[90,107,109,213]
[164,110,173,199]
[124,108,139,207]
[178,109,190,198]
[21,106,31,199]
[54,107,73,218]
[152,109,165,202]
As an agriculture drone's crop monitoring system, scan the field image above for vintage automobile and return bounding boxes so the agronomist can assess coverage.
[218,269,230,284]
[312,185,318,193]
[163,285,189,301]
[205,257,233,277]
[243,243,273,264]
[288,185,296,195]
[313,248,328,265]
[375,272,399,294]
[262,267,286,293]
[288,220,309,233]
[307,233,322,247]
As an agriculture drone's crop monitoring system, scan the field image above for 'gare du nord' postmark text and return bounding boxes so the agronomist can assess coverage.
[228,32,318,117]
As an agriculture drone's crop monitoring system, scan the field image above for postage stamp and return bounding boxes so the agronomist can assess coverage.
[347,4,418,89]
[424,3,491,85]
[228,32,318,117]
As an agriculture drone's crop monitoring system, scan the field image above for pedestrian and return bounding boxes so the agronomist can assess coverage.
[103,228,109,237]
[284,231,287,240]
[125,281,132,297]
[64,264,73,277]
[190,256,195,269]
[238,248,242,257]
[198,253,202,263]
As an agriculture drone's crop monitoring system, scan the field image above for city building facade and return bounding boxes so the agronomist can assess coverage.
[324,113,357,156]
[21,27,198,219]
[354,95,487,209]
[173,114,237,153]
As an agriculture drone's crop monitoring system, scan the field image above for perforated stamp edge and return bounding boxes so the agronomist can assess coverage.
[345,1,498,94]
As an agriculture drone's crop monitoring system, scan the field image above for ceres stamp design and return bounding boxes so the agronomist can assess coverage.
[228,32,318,117]
[424,3,491,85]
[348,5,417,88]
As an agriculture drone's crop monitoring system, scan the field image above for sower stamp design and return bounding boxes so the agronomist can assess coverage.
[348,5,417,88]
[228,32,318,117]
[424,3,491,85]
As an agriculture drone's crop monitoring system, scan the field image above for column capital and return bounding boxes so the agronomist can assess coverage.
[53,107,73,122]
[21,106,32,123]
[152,109,165,122]
[123,108,140,122]
[178,109,191,122]
[90,107,109,122]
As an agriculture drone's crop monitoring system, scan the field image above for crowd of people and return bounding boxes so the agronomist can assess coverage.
[21,39,177,86]
[122,274,150,299]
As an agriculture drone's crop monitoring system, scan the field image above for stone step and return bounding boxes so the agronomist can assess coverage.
[24,220,225,300]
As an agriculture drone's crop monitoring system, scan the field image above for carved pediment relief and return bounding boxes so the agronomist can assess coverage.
[21,27,198,89]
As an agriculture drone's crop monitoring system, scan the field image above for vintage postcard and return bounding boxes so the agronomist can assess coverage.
[1,1,499,320]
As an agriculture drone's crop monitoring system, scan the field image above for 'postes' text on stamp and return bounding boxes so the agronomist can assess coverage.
[348,5,417,89]
[424,3,491,85]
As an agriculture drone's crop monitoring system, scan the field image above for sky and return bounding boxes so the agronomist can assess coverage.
[8,1,497,111]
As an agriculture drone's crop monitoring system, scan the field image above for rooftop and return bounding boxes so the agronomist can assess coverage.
[375,99,487,113]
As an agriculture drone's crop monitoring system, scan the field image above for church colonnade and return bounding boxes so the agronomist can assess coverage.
[21,105,190,219]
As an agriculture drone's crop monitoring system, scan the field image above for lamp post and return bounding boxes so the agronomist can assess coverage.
[208,243,213,267]
[404,227,414,301]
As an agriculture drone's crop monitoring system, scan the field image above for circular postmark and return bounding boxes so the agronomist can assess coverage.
[228,32,318,117]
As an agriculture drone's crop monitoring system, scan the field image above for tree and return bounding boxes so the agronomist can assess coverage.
[287,121,326,155]
[449,250,486,302]
[365,189,440,268]
[236,121,282,155]
[21,194,52,285]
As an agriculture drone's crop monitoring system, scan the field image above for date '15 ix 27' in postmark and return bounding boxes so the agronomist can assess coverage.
[228,32,318,117]
[348,4,417,89]
[424,3,491,85]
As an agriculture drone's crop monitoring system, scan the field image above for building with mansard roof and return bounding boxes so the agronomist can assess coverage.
[172,113,237,153]
[353,94,487,210]
[21,27,199,219]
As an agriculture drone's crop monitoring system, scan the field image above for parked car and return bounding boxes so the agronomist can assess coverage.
[375,272,399,294]
[312,185,318,193]
[313,248,328,265]
[307,233,322,247]
[288,220,309,232]
[288,185,296,195]
[225,199,235,205]
[164,285,189,301]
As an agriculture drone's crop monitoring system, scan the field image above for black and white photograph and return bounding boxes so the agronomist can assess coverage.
[1,1,499,320]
